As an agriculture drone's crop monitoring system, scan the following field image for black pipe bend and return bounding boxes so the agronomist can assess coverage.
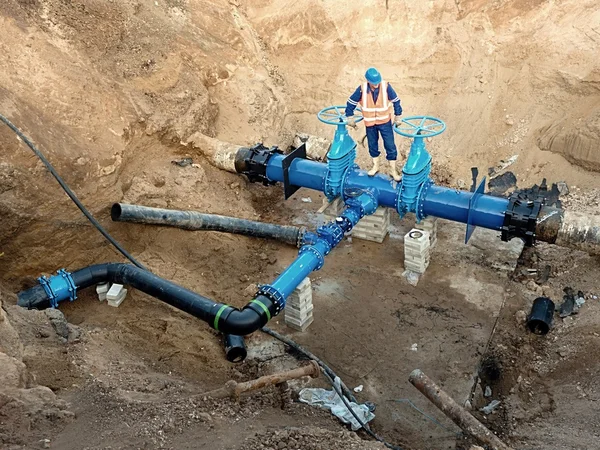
[17,263,276,336]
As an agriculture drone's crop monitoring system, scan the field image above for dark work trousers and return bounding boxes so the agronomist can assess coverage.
[365,120,397,160]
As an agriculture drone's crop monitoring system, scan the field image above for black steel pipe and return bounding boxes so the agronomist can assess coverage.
[17,263,277,336]
[111,203,305,247]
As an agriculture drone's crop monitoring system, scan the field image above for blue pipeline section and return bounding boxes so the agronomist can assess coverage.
[264,152,509,233]
[422,185,508,231]
[256,190,378,312]
[266,157,327,192]
[38,269,77,308]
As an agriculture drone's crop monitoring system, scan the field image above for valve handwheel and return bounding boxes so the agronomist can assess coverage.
[393,116,446,138]
[317,105,363,126]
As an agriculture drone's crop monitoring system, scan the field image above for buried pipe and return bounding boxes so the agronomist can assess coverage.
[111,203,306,247]
[409,369,514,450]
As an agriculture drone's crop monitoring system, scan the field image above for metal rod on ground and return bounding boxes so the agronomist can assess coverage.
[202,361,320,400]
[409,369,514,450]
[260,326,359,403]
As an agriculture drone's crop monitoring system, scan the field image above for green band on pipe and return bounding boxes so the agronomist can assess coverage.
[213,304,229,331]
[251,299,271,322]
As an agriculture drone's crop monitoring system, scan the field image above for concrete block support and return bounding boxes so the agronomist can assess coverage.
[106,283,128,307]
[404,229,431,274]
[415,216,438,248]
[318,197,390,243]
[284,277,314,331]
[96,282,111,301]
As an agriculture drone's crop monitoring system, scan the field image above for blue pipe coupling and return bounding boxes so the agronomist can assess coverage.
[38,269,77,308]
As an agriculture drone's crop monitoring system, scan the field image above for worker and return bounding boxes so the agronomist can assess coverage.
[345,67,403,181]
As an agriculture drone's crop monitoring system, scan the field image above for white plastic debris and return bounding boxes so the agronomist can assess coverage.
[299,377,375,431]
[410,343,418,352]
[353,385,363,393]
[484,386,492,398]
[301,197,313,203]
[480,399,501,415]
[575,295,586,308]
[402,270,420,286]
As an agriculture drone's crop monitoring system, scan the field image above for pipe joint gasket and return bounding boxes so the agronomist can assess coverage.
[236,143,282,186]
[298,245,326,270]
[256,284,286,314]
[501,191,544,246]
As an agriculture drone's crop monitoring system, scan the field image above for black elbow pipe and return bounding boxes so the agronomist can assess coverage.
[111,203,306,247]
[17,263,277,336]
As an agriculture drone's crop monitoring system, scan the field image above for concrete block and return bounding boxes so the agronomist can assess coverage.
[295,277,312,293]
[96,282,111,302]
[415,217,438,248]
[108,291,127,308]
[404,228,431,274]
[285,304,314,321]
[285,316,314,332]
[107,284,127,307]
[404,261,428,274]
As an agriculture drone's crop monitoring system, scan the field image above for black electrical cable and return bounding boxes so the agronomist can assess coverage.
[261,326,404,450]
[0,113,146,270]
[261,326,358,403]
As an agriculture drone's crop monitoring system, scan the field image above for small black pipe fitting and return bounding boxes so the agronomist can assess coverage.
[527,297,555,335]
[224,334,247,363]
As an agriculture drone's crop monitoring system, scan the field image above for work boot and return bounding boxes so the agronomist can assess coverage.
[389,160,401,182]
[367,157,380,176]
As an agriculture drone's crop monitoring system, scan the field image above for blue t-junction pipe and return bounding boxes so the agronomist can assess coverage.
[259,152,508,233]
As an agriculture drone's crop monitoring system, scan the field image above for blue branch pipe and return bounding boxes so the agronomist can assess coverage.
[255,190,378,314]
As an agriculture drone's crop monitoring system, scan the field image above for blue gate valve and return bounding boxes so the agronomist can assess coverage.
[317,105,363,201]
[393,116,446,221]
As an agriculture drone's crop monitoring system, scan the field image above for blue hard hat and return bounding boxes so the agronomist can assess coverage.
[365,67,382,84]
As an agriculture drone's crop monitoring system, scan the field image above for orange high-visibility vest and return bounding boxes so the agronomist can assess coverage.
[361,81,392,127]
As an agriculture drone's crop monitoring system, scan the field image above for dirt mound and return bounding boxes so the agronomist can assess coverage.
[0,290,77,448]
[239,427,387,450]
[536,106,600,172]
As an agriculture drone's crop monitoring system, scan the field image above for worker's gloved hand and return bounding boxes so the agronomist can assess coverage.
[394,115,403,127]
[347,115,357,128]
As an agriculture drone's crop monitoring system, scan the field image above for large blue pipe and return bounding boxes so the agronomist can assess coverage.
[422,185,508,231]
[263,153,507,232]
[266,156,327,192]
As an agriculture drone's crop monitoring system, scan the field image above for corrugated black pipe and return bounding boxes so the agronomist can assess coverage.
[17,263,277,336]
[111,203,306,247]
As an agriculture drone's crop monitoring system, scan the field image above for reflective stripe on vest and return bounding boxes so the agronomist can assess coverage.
[361,81,392,126]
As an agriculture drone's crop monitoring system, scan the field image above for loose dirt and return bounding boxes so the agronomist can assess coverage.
[1,1,599,449]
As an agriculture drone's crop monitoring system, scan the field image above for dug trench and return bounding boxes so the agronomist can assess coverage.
[2,1,600,449]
